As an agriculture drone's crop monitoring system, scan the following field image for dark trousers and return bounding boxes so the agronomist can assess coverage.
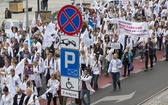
[111,72,120,90]
[80,89,90,105]
[157,37,162,51]
[46,73,50,85]
[47,93,57,105]
[75,91,82,105]
[153,49,157,61]
[132,47,137,58]
[93,74,99,89]
[166,46,168,60]
[123,61,130,76]
[145,54,154,69]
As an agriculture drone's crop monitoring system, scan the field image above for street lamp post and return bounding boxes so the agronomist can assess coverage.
[37,0,40,14]
[26,0,28,27]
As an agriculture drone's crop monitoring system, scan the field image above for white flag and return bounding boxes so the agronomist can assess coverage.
[80,1,84,12]
[23,15,26,30]
[24,34,31,52]
[15,58,25,81]
[93,0,99,9]
[45,22,56,36]
[8,20,14,39]
[38,14,42,23]
[31,15,36,28]
[43,34,53,49]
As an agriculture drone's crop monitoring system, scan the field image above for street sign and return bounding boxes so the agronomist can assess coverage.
[61,48,80,78]
[61,89,79,98]
[61,35,80,50]
[57,5,82,35]
[61,76,79,91]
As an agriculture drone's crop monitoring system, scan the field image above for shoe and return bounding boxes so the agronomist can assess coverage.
[144,69,148,72]
[150,68,153,70]
[112,89,116,92]
[118,86,121,90]
[140,60,143,62]
[122,75,126,77]
[105,74,109,77]
[165,59,168,61]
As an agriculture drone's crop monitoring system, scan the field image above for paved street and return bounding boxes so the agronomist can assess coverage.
[0,0,93,24]
[90,60,168,105]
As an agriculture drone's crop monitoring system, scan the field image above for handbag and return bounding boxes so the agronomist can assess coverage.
[128,63,134,71]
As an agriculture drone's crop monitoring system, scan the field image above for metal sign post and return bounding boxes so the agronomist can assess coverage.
[57,5,83,102]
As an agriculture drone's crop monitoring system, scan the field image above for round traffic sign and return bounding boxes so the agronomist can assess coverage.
[57,5,83,36]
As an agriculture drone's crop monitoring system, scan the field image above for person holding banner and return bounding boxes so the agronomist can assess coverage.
[144,37,154,71]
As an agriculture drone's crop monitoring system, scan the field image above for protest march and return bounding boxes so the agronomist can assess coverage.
[0,0,168,104]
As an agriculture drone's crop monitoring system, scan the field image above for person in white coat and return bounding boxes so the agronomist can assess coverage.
[0,86,13,105]
[26,80,38,96]
[32,59,42,96]
[79,68,95,105]
[44,52,55,85]
[47,73,60,105]
[23,88,40,105]
[91,55,101,91]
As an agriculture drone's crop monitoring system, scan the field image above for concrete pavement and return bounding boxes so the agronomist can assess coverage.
[0,0,93,24]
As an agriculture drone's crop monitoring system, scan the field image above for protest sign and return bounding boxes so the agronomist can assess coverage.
[118,20,148,37]
[111,43,120,49]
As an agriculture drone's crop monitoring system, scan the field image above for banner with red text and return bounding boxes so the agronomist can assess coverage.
[118,20,148,37]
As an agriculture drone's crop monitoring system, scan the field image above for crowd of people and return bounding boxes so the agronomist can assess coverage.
[0,0,168,105]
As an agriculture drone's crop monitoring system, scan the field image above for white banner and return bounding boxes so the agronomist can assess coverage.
[118,20,148,37]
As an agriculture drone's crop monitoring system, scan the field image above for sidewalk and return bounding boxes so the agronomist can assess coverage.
[141,87,168,105]
[39,50,165,105]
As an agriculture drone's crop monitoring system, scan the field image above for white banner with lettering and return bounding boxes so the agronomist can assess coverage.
[118,20,148,37]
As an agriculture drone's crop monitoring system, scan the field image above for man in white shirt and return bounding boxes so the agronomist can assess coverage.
[7,69,22,96]
[108,53,122,91]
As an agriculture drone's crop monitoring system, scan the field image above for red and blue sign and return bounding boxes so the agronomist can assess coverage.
[57,5,82,36]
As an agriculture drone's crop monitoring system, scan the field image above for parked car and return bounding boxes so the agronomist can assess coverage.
[1,19,21,34]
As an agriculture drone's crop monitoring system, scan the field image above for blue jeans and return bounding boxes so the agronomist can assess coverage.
[80,89,90,105]
[111,72,120,90]
[93,74,99,89]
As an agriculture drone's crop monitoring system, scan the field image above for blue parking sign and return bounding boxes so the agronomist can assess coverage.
[61,48,80,78]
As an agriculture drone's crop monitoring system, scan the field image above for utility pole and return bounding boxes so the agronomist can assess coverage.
[26,0,28,27]
[37,0,40,14]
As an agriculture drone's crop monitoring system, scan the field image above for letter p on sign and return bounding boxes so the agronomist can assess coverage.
[65,52,75,68]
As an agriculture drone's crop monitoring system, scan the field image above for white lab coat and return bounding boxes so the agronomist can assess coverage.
[44,58,55,76]
[33,66,42,88]
[47,79,60,96]
[91,60,101,75]
[0,93,13,105]
[79,75,95,93]
[23,94,40,105]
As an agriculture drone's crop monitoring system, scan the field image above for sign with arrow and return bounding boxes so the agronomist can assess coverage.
[91,92,136,105]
